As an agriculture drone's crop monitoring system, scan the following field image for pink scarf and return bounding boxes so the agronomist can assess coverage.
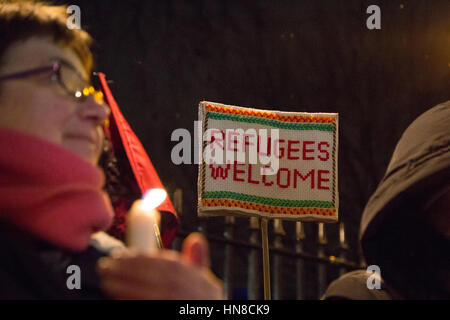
[0,128,114,251]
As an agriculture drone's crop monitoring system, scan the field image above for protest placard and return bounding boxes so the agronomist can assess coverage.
[197,101,338,223]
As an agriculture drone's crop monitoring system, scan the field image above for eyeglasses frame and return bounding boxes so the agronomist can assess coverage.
[0,60,104,104]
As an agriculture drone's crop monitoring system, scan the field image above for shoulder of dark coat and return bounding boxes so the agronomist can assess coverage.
[321,270,393,300]
[0,225,112,299]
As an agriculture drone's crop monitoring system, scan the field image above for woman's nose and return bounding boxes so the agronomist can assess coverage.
[78,95,110,125]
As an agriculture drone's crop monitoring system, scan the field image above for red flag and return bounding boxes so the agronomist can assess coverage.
[97,73,178,248]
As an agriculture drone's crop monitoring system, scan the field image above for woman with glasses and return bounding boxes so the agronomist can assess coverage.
[0,1,222,299]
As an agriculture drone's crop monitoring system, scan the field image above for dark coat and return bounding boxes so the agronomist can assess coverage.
[0,223,109,299]
[323,101,450,300]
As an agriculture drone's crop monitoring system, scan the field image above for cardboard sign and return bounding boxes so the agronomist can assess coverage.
[197,101,338,222]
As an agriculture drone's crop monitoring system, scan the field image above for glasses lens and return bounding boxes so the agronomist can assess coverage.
[58,63,104,104]
[59,64,88,95]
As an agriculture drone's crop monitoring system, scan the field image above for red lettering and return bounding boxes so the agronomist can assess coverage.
[262,166,274,186]
[287,140,300,160]
[276,168,290,188]
[209,164,231,180]
[257,136,271,156]
[247,164,259,184]
[243,133,256,150]
[233,162,245,182]
[227,131,240,152]
[210,130,225,150]
[318,170,330,190]
[302,141,315,160]
[274,139,285,159]
[318,142,330,161]
[293,169,315,189]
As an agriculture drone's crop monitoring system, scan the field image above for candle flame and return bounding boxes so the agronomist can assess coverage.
[141,188,167,211]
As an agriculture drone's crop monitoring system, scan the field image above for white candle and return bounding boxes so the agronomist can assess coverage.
[126,189,167,254]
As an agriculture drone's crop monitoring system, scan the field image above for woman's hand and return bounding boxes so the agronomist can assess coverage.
[96,233,224,300]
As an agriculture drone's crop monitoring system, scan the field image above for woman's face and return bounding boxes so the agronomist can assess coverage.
[0,36,109,165]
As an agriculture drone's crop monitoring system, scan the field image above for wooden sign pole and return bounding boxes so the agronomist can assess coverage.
[260,217,271,300]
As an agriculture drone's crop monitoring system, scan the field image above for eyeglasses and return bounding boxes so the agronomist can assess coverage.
[0,60,104,105]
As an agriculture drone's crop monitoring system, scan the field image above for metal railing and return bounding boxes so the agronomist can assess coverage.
[173,216,365,300]
[170,188,365,299]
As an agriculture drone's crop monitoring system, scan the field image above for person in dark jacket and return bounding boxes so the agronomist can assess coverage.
[322,101,450,300]
[0,0,222,299]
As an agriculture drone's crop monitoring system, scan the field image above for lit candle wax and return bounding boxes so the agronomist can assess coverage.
[126,189,167,254]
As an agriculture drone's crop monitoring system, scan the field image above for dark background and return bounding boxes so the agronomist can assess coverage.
[61,0,450,298]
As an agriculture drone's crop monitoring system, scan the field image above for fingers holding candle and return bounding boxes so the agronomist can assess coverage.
[182,232,211,268]
[105,189,224,299]
[97,250,224,300]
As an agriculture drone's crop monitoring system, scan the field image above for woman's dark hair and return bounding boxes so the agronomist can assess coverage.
[98,137,177,243]
[0,0,93,73]
[98,137,140,241]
